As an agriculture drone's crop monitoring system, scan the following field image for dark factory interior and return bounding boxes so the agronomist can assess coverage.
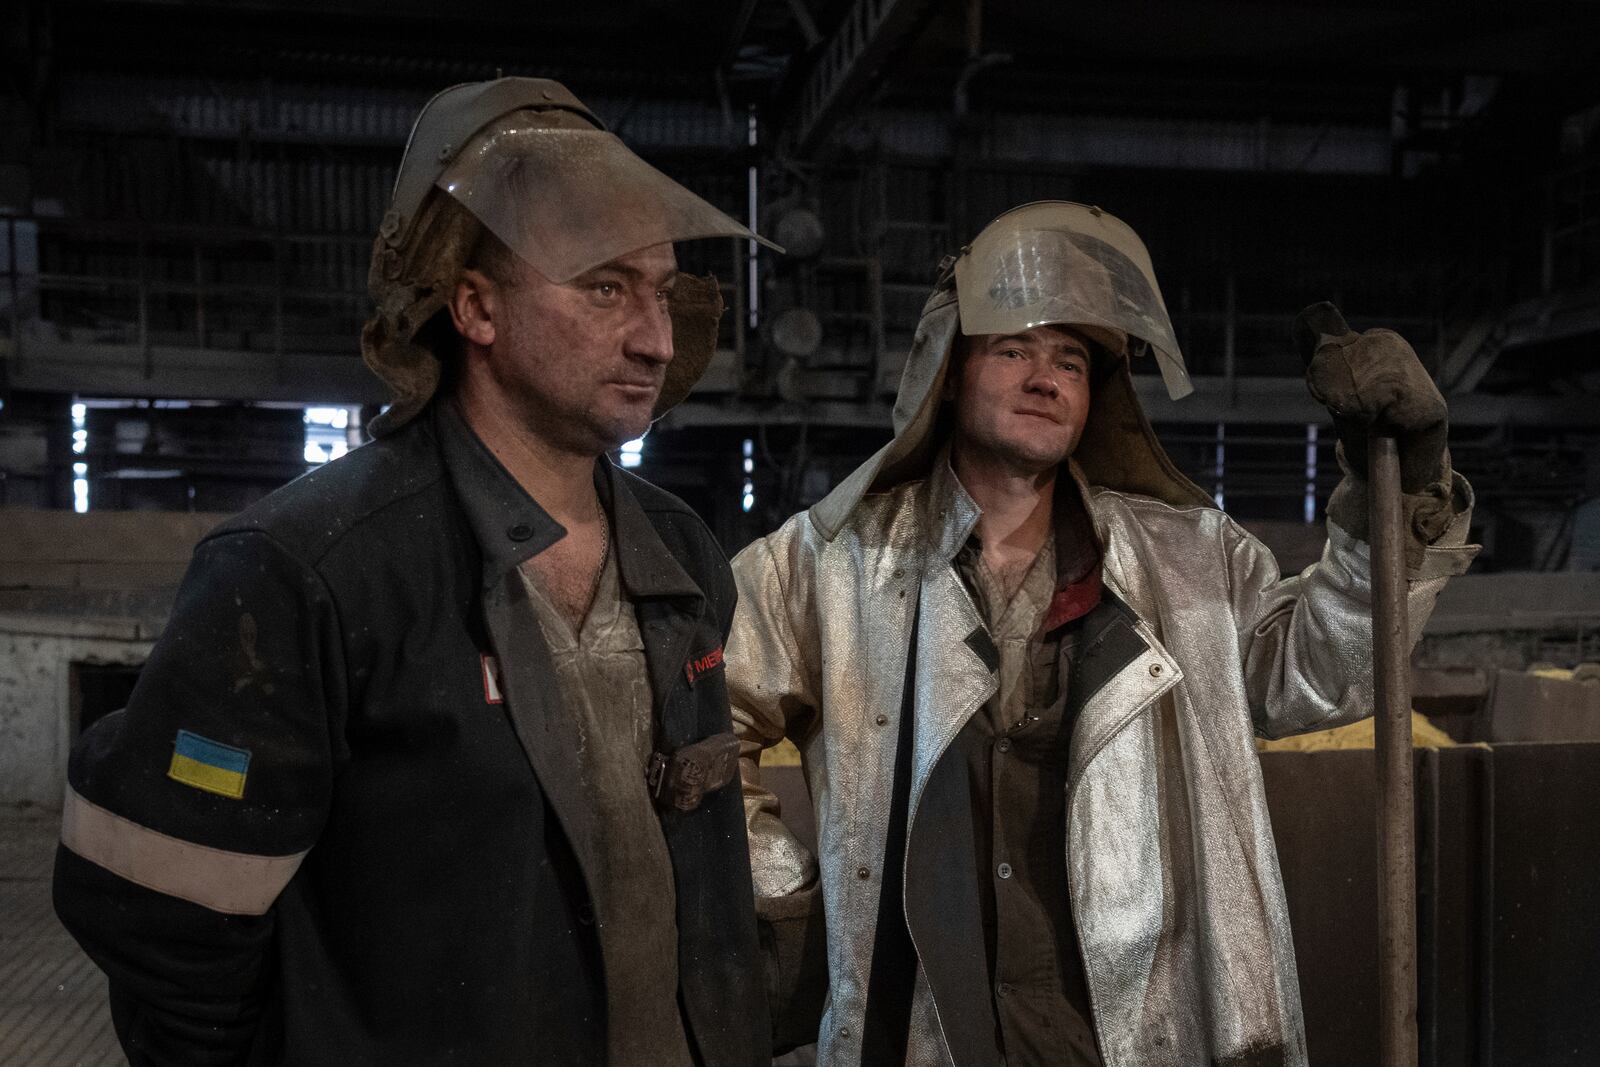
[2,2,1599,1064]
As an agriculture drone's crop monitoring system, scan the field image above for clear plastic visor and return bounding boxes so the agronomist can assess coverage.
[437,124,780,283]
[953,220,1192,399]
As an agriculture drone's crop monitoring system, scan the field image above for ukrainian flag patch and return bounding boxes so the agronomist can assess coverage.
[167,730,251,800]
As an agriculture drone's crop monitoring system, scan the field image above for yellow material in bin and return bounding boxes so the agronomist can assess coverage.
[1257,711,1455,752]
[1528,666,1576,681]
[1528,663,1600,683]
[762,738,804,767]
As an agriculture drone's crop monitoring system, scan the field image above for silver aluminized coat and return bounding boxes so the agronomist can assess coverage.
[728,286,1477,1065]
[729,469,1474,1065]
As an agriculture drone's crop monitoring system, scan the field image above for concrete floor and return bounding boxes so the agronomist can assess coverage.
[0,810,124,1066]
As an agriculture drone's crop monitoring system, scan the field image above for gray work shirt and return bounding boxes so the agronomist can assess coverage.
[442,402,696,1065]
[944,457,1104,1067]
[521,542,694,1067]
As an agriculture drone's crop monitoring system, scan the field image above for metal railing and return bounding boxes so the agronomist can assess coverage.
[2,216,370,365]
[0,216,756,373]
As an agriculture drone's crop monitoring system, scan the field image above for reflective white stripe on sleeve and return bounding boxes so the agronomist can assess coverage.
[60,786,308,916]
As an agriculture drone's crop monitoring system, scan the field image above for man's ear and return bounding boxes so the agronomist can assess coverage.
[447,269,498,349]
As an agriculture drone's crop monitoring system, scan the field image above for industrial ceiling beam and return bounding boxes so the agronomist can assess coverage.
[1133,375,1600,428]
[664,374,1600,429]
[1439,285,1600,394]
[3,341,388,406]
[789,0,937,154]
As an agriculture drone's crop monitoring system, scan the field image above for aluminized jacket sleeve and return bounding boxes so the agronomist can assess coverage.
[726,528,821,899]
[1226,468,1474,739]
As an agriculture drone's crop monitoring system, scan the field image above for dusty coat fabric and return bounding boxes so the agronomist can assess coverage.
[729,464,1475,1066]
[53,401,769,1066]
[728,279,1476,1065]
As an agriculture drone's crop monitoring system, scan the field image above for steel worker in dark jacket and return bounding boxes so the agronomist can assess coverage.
[53,77,780,1066]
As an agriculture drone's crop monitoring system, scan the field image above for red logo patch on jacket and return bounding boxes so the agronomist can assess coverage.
[684,645,724,686]
[481,654,504,704]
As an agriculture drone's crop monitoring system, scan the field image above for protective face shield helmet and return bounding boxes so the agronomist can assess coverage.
[436,121,781,285]
[362,77,781,435]
[951,201,1193,399]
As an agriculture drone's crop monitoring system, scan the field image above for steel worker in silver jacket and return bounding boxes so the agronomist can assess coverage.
[727,202,1477,1066]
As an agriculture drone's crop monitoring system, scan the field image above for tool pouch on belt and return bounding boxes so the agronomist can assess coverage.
[648,732,741,812]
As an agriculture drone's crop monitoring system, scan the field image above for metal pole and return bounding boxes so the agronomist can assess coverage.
[731,236,746,374]
[867,254,885,397]
[1369,430,1417,1067]
[272,232,286,383]
[7,217,20,374]
[138,235,152,380]
[1224,271,1237,408]
[194,243,206,348]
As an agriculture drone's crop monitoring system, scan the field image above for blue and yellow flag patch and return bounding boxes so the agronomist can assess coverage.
[168,730,251,800]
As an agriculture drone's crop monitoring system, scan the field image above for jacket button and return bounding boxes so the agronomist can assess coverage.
[1148,662,1163,677]
[577,904,595,925]
[997,862,1012,880]
[997,981,1013,998]
[839,1027,851,1039]
[857,866,871,880]
[508,522,534,542]
[875,714,888,726]
[996,738,1012,754]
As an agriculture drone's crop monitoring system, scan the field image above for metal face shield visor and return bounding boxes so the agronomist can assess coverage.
[436,123,781,283]
[953,201,1193,399]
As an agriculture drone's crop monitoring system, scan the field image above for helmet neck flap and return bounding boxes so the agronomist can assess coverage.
[362,77,777,437]
[809,209,1212,540]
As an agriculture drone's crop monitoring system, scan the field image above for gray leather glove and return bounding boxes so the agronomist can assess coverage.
[1293,301,1448,493]
[1294,301,1460,567]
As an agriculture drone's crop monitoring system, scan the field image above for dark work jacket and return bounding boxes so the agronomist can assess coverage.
[52,401,769,1066]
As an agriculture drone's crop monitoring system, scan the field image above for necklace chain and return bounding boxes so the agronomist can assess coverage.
[585,515,610,612]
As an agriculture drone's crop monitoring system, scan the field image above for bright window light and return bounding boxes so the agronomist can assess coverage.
[304,407,357,467]
[71,402,90,511]
[71,403,88,454]
[741,439,756,512]
[620,436,645,469]
[305,407,349,429]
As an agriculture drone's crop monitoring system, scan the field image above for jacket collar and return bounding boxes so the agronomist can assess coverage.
[597,461,703,603]
[926,441,1104,630]
[436,400,561,588]
[435,399,700,602]
[921,443,983,564]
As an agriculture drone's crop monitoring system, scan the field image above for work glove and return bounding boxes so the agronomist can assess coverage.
[1293,301,1459,568]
